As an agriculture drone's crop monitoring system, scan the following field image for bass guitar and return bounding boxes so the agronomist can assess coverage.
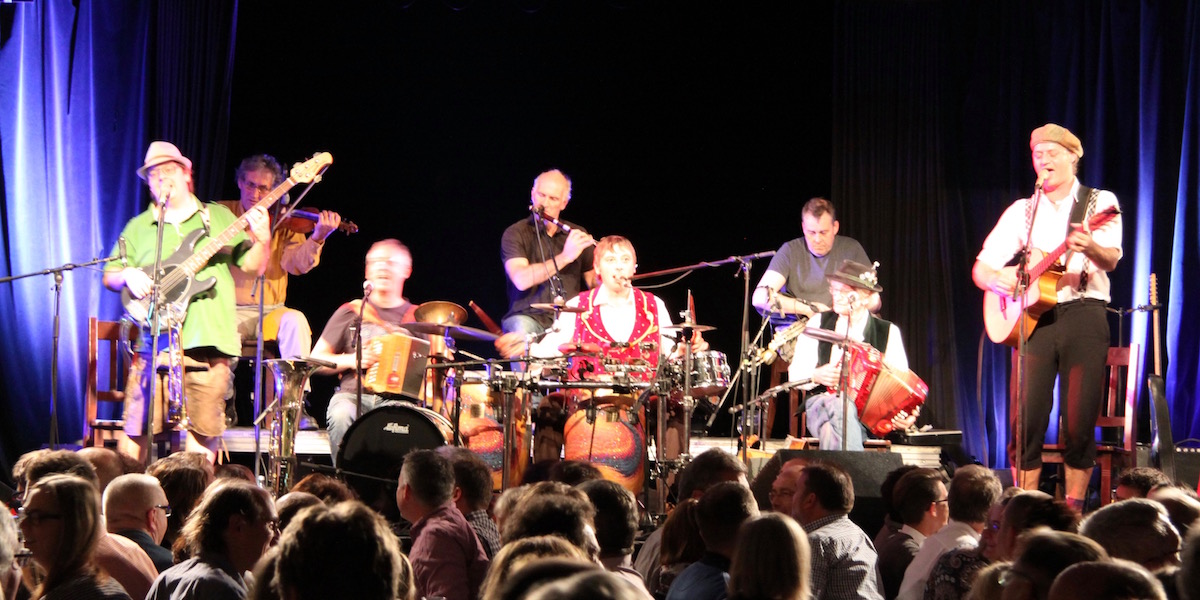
[983,206,1119,346]
[122,152,333,326]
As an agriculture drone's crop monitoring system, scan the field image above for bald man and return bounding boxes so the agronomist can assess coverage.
[104,473,175,572]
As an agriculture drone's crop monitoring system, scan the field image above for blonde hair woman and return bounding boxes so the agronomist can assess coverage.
[728,513,811,600]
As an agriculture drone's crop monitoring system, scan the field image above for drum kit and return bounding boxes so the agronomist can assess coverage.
[303,299,732,513]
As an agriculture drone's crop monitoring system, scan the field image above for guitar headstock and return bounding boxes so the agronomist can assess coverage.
[290,152,333,184]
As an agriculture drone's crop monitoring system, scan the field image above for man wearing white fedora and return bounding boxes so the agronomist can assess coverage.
[103,140,270,462]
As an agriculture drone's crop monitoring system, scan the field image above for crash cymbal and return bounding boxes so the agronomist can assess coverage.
[661,322,716,334]
[558,341,603,354]
[400,322,499,342]
[530,302,586,314]
[802,326,850,345]
[414,301,467,326]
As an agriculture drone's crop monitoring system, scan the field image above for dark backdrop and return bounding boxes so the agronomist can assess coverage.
[2,0,1197,480]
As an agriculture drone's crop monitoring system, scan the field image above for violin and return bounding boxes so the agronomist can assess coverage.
[278,208,359,235]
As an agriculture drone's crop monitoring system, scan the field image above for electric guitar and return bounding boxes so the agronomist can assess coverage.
[983,206,1119,346]
[121,152,333,327]
[1147,273,1176,478]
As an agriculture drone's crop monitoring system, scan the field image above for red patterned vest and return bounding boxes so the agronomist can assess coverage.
[570,288,662,382]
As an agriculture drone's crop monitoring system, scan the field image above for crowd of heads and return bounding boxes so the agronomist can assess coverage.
[7,443,1200,600]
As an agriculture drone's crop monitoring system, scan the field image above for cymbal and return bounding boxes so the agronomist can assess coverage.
[530,302,586,314]
[802,326,850,345]
[558,341,603,354]
[400,322,499,342]
[414,301,467,326]
[662,322,716,334]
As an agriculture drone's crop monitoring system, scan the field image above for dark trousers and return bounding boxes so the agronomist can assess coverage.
[1008,299,1110,470]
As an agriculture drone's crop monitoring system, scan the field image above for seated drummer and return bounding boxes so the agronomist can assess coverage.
[496,235,707,462]
[310,239,421,462]
[791,259,912,450]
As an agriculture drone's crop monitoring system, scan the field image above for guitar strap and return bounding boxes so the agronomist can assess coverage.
[1065,186,1098,291]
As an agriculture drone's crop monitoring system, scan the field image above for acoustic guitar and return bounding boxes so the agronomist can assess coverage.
[983,206,1120,346]
[122,152,333,327]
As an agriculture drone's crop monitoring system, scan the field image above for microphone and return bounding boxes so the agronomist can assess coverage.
[1035,170,1048,190]
[847,293,860,307]
[362,280,374,299]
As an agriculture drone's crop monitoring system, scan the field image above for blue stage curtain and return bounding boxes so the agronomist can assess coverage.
[831,0,1200,467]
[0,1,236,476]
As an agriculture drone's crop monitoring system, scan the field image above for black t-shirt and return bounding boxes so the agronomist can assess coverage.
[500,215,594,326]
[317,300,415,390]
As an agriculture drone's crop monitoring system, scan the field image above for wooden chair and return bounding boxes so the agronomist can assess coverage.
[85,317,181,453]
[1041,344,1141,507]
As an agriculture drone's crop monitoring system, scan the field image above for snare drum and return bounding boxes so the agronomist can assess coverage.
[337,404,452,519]
[564,403,645,494]
[457,374,530,490]
[670,350,731,395]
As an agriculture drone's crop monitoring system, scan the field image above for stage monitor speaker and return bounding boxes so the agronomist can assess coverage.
[750,449,904,536]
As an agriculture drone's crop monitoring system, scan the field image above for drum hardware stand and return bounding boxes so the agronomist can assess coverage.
[0,254,123,450]
[298,460,398,486]
[632,250,776,470]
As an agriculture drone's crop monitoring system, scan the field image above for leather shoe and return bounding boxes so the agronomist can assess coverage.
[298,407,319,431]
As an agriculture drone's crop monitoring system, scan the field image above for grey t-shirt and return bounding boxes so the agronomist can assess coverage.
[765,235,871,313]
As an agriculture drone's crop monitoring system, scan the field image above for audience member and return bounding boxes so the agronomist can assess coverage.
[897,464,1000,600]
[274,500,411,600]
[19,474,131,599]
[527,569,651,600]
[103,473,175,572]
[634,449,748,583]
[1081,498,1181,574]
[651,498,705,599]
[1179,529,1200,600]
[876,467,949,599]
[494,485,530,535]
[0,507,21,600]
[728,513,811,600]
[994,490,1079,562]
[395,449,489,600]
[1149,486,1200,540]
[965,561,1011,600]
[549,461,604,487]
[147,459,212,554]
[288,473,355,505]
[493,558,599,600]
[790,462,882,600]
[1047,560,1167,600]
[501,482,599,560]
[438,447,502,558]
[77,447,124,493]
[577,479,648,595]
[665,482,758,600]
[10,449,49,503]
[23,450,156,599]
[213,464,255,483]
[480,537,591,600]
[874,465,922,548]
[769,459,809,514]
[148,479,278,600]
[1003,530,1107,600]
[925,485,1022,600]
[273,492,321,532]
[1116,467,1173,501]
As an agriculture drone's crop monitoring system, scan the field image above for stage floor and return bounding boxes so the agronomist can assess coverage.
[219,426,946,470]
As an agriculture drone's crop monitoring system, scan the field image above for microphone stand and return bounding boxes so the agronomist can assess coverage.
[529,208,567,307]
[142,190,173,466]
[1013,181,1043,484]
[354,285,371,414]
[0,255,123,449]
[632,250,775,468]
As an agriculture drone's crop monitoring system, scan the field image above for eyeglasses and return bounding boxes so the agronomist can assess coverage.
[933,497,949,504]
[768,489,796,500]
[16,507,63,526]
[265,517,280,533]
[154,504,173,518]
[148,163,181,179]
[238,180,273,194]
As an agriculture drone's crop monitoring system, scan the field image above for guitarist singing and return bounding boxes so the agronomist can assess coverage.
[103,141,270,463]
[972,123,1122,510]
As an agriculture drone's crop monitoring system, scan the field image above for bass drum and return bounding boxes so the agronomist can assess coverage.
[337,404,453,520]
[564,404,645,495]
